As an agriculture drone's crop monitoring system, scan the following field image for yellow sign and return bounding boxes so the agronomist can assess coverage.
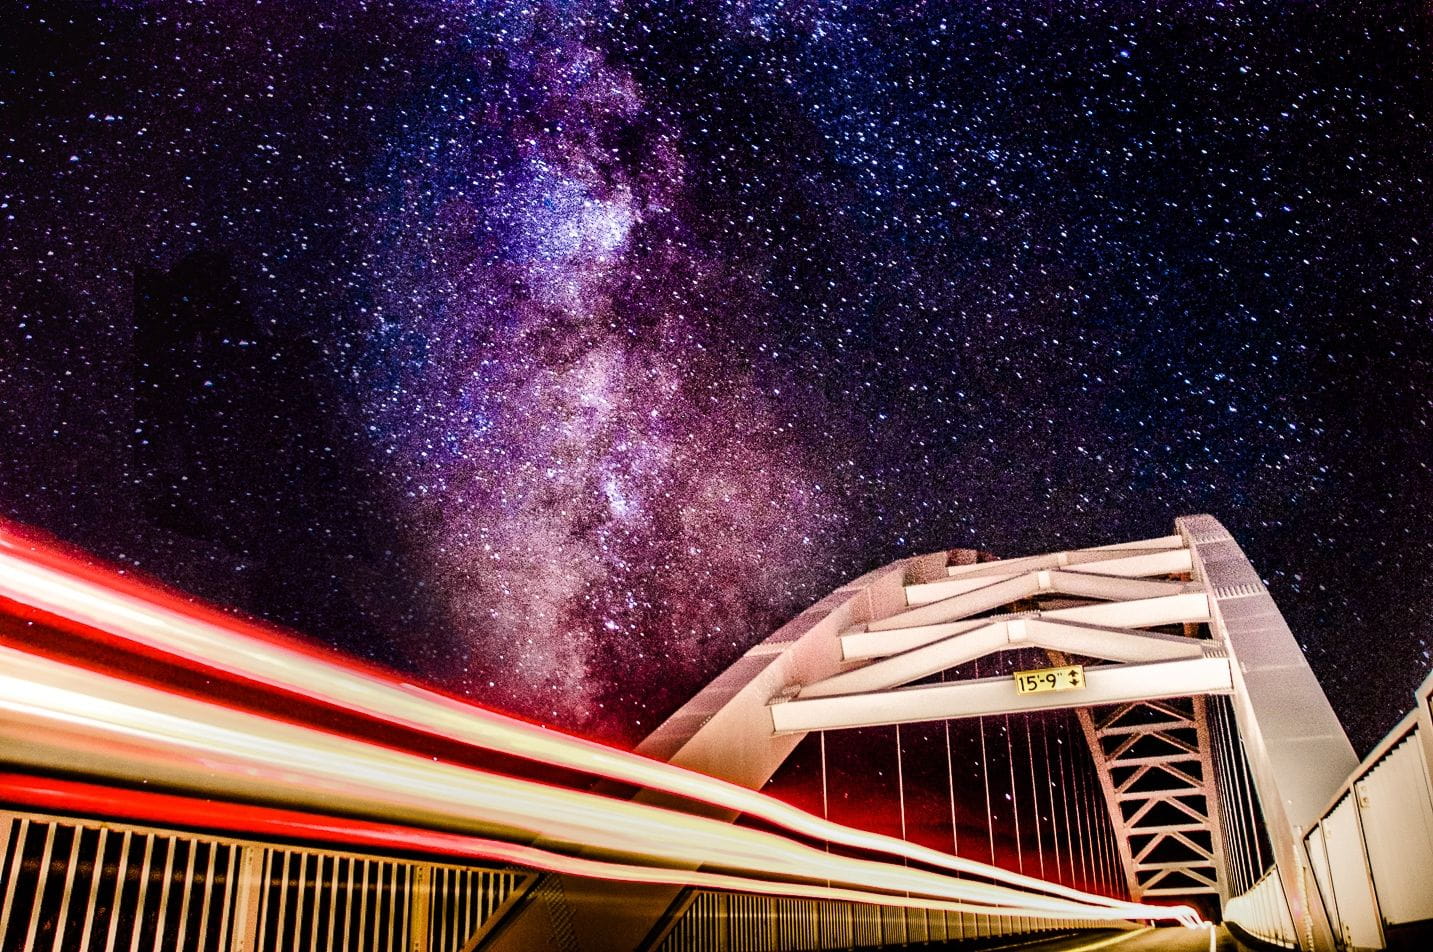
[1013,664,1085,695]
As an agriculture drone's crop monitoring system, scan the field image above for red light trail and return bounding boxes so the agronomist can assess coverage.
[0,523,1201,926]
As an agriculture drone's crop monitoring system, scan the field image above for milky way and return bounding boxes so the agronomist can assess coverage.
[2,1,1430,749]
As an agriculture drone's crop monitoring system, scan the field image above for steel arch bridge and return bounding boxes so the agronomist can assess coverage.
[1,515,1431,952]
[583,514,1358,951]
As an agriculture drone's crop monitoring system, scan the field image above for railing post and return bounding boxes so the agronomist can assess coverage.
[409,865,432,952]
[228,846,266,952]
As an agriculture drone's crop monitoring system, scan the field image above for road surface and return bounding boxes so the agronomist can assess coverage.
[929,925,1255,952]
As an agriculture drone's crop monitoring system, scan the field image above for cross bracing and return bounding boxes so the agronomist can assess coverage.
[762,529,1231,906]
[622,515,1367,951]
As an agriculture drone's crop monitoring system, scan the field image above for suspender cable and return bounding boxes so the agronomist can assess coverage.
[1024,717,1045,880]
[1234,716,1267,877]
[1218,698,1255,891]
[1092,756,1109,897]
[1227,702,1253,892]
[975,659,995,866]
[1093,755,1114,897]
[1230,699,1264,882]
[1235,704,1263,883]
[1039,716,1062,886]
[1091,747,1111,897]
[1005,714,1023,874]
[1214,701,1244,895]
[895,723,908,844]
[1098,746,1117,898]
[1225,701,1253,893]
[1055,715,1076,887]
[940,671,958,858]
[1104,773,1121,899]
[1077,739,1094,894]
[1238,715,1266,883]
[1085,757,1106,898]
[895,722,911,916]
[819,730,829,822]
[819,729,834,896]
[1066,715,1092,894]
[1105,755,1121,899]
[1211,700,1246,894]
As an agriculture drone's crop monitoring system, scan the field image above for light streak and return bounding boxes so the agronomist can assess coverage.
[0,774,1105,921]
[1063,927,1157,951]
[0,524,1201,925]
[0,647,1153,921]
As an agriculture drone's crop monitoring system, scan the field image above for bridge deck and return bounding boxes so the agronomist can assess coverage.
[925,926,1252,952]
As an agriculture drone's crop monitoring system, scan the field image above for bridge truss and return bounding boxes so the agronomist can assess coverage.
[619,516,1368,952]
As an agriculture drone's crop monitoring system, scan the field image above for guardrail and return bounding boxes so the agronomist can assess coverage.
[1223,867,1296,949]
[650,889,1101,952]
[0,802,1116,952]
[1223,670,1433,951]
[0,808,535,952]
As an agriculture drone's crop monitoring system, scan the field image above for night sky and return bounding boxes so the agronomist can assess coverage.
[2,1,1429,754]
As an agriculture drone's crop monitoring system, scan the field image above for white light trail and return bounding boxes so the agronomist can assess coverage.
[0,529,1201,926]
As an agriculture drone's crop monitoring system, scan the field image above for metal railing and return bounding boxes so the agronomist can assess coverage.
[1223,670,1433,951]
[0,805,1135,952]
[1223,868,1296,949]
[651,887,1109,952]
[0,809,535,952]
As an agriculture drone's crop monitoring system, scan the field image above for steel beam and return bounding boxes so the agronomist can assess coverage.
[769,654,1234,733]
[1180,515,1356,952]
[803,619,1205,699]
[872,571,1189,632]
[906,549,1192,605]
[942,535,1185,581]
[842,592,1211,661]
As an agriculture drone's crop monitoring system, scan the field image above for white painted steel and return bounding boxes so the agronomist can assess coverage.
[1224,868,1296,948]
[1356,733,1433,925]
[841,617,1009,661]
[841,592,1211,661]
[868,573,1041,631]
[904,572,1024,605]
[1180,515,1357,952]
[1059,547,1194,579]
[1320,796,1384,950]
[1082,697,1226,902]
[874,571,1188,632]
[1051,572,1190,602]
[1290,708,1433,952]
[1302,825,1337,952]
[803,619,1204,698]
[942,535,1184,580]
[771,654,1234,732]
[906,548,1192,605]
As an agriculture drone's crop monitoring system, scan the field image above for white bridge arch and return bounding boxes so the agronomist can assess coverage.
[630,514,1357,951]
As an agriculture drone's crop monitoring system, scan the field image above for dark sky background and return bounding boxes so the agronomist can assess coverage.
[2,0,1429,754]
